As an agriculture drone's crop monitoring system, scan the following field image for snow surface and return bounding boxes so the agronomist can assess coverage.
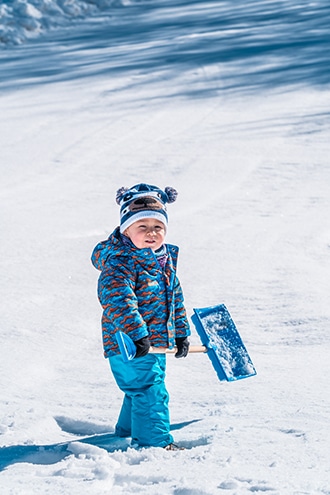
[1,0,330,494]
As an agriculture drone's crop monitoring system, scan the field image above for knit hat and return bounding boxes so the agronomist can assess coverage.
[116,183,178,233]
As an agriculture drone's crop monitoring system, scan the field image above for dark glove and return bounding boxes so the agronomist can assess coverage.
[175,337,190,358]
[134,336,151,358]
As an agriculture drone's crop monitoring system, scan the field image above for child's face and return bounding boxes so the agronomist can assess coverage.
[124,218,166,251]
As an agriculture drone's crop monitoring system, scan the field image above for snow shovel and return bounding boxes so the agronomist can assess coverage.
[116,303,256,382]
[191,304,256,381]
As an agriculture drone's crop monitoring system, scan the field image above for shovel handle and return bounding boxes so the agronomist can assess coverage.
[115,331,207,362]
[149,345,207,354]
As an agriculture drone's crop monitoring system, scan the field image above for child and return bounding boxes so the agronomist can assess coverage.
[91,183,190,450]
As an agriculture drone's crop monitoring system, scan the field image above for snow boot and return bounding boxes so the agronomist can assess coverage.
[164,443,185,451]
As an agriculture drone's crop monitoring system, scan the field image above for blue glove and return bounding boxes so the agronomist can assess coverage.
[175,337,190,358]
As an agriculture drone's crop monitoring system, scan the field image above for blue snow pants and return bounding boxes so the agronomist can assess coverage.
[109,353,173,448]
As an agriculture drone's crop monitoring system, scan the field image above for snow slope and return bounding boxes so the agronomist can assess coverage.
[1,1,330,494]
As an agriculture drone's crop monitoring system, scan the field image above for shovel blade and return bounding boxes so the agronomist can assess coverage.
[192,304,257,381]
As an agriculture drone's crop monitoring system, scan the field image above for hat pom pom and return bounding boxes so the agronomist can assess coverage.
[165,186,178,203]
[116,186,129,205]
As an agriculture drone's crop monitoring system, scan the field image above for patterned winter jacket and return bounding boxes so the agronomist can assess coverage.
[91,227,190,358]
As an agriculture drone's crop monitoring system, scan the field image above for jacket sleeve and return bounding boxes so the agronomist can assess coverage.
[91,240,112,271]
[173,276,191,338]
[98,262,149,342]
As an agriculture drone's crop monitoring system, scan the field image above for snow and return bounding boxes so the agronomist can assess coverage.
[0,0,124,45]
[1,0,330,494]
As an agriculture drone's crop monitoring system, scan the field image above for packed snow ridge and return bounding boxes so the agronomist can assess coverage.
[0,0,128,45]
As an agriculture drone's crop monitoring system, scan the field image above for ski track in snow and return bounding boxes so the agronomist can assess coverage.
[1,1,330,494]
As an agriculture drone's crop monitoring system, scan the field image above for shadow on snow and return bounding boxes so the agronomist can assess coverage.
[0,419,202,471]
[0,0,329,97]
